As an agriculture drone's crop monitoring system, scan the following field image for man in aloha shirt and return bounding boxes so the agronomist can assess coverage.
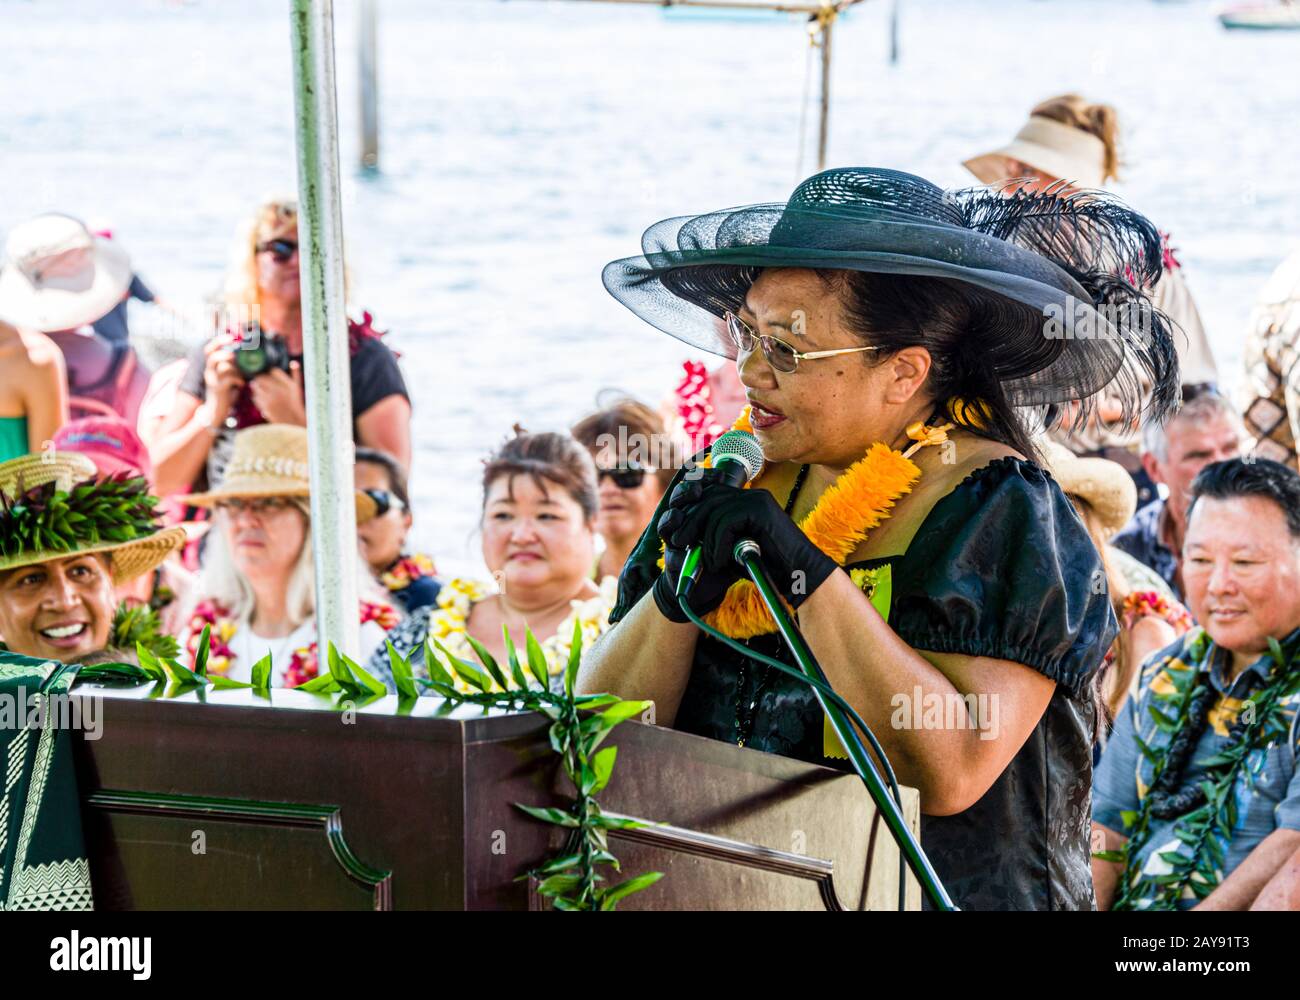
[1092,458,1300,910]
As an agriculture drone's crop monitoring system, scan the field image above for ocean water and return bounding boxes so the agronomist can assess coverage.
[3,0,1298,576]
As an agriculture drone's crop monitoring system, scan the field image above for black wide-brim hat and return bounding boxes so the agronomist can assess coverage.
[603,167,1179,420]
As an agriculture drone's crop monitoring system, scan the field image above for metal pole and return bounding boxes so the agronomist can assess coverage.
[889,0,899,64]
[358,0,379,171]
[290,0,361,660]
[817,11,832,171]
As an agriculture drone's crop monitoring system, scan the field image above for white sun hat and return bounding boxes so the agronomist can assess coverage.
[0,213,133,332]
[963,115,1107,190]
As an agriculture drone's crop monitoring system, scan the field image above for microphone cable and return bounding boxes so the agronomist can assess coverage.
[677,588,911,912]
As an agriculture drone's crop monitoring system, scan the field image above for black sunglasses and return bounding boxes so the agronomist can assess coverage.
[596,464,652,489]
[363,488,407,517]
[256,238,298,263]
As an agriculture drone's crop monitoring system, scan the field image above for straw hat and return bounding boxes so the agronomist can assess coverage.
[0,214,133,332]
[1040,439,1137,540]
[186,424,378,523]
[963,115,1107,190]
[0,452,186,584]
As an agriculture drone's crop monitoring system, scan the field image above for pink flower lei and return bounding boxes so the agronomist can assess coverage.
[674,360,730,455]
[186,597,399,687]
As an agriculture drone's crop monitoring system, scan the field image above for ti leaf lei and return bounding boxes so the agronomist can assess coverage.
[1099,634,1300,910]
[111,602,181,661]
[385,621,665,911]
[0,475,160,559]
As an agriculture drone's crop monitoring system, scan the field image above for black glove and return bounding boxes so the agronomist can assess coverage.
[651,521,734,623]
[656,470,838,612]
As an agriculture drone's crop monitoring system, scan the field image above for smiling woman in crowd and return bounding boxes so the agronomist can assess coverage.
[371,428,616,688]
[0,452,184,663]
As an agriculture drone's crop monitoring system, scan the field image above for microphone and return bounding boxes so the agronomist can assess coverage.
[677,429,765,596]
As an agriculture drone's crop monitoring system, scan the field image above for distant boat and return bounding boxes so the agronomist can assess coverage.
[1219,2,1300,29]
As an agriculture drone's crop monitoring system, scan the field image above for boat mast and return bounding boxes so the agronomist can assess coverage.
[515,0,868,171]
[359,0,380,171]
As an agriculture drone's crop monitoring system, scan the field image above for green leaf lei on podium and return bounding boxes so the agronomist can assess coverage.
[386,623,665,911]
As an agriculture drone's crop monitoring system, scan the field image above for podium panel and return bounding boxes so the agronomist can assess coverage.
[72,684,920,910]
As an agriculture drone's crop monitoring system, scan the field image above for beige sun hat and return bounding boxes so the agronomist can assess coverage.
[0,452,186,584]
[0,214,133,332]
[963,115,1107,190]
[186,424,378,523]
[1040,439,1137,540]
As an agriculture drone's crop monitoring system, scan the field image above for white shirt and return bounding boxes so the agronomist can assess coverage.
[224,615,389,687]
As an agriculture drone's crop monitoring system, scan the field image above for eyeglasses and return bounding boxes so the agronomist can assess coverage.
[256,238,298,263]
[362,488,407,517]
[597,464,651,490]
[214,497,295,517]
[724,312,881,373]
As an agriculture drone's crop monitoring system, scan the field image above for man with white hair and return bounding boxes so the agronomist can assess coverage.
[1112,391,1243,601]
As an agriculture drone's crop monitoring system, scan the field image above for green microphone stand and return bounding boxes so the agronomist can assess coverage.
[679,540,957,911]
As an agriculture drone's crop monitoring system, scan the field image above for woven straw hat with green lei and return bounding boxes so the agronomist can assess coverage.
[0,452,185,584]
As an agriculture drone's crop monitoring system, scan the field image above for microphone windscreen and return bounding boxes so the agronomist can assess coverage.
[709,430,764,484]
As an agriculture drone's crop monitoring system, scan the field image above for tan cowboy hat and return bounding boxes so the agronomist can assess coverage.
[963,115,1107,190]
[0,214,133,332]
[0,452,186,584]
[1040,439,1136,540]
[186,424,378,523]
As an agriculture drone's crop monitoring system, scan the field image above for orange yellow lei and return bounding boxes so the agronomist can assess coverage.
[670,405,953,639]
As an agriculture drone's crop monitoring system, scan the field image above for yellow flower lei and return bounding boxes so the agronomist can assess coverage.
[426,575,619,693]
[675,405,953,640]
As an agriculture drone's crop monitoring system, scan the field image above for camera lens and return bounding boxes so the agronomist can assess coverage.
[236,347,267,378]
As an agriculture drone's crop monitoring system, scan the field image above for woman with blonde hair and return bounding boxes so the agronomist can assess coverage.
[145,196,410,501]
[180,424,397,686]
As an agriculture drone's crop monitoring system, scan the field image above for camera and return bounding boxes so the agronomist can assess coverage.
[232,326,292,379]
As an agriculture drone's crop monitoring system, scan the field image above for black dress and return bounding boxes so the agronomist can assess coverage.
[608,453,1116,911]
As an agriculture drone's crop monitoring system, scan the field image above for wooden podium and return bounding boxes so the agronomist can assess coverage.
[71,683,921,910]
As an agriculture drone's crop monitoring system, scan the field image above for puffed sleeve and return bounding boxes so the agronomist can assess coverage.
[887,457,1118,698]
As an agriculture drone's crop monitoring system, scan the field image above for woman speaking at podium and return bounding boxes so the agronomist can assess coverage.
[580,168,1179,910]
